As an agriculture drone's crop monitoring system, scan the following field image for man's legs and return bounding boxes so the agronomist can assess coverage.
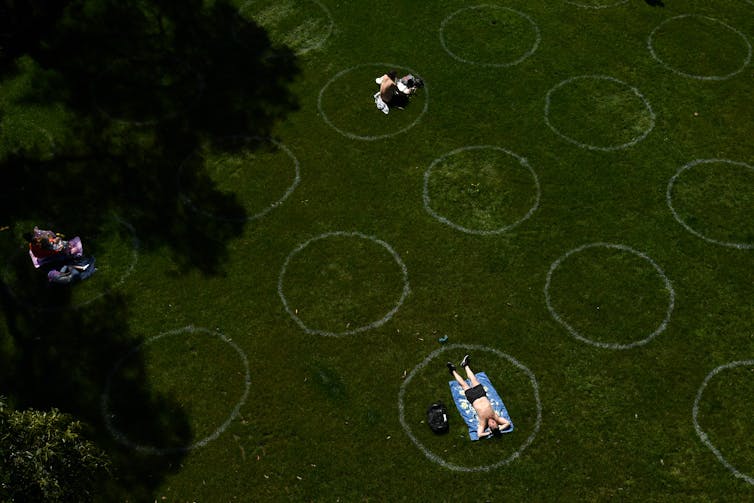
[461,355,481,387]
[447,362,470,390]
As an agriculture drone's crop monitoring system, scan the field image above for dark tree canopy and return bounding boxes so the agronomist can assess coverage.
[0,397,111,502]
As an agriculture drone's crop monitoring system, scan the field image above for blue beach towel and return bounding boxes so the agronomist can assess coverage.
[449,371,514,441]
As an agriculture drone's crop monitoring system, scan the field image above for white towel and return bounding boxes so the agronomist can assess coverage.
[374,91,389,115]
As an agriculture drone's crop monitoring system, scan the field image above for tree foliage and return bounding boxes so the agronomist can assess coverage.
[0,398,110,502]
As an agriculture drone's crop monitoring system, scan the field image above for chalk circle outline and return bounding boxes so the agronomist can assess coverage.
[101,326,251,455]
[91,58,205,127]
[398,344,542,472]
[1,215,139,312]
[278,231,410,337]
[544,75,656,152]
[544,242,675,350]
[178,135,301,222]
[648,15,752,81]
[667,159,754,249]
[563,0,628,8]
[692,360,754,485]
[439,5,541,67]
[423,145,541,235]
[317,63,429,141]
[237,0,334,56]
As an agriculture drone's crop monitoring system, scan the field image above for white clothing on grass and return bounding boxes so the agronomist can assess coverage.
[374,91,389,114]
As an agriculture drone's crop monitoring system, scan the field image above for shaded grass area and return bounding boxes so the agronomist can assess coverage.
[103,327,249,452]
[179,136,301,222]
[0,0,299,499]
[2,0,754,500]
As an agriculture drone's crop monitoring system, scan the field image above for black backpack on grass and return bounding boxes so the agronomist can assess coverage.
[427,401,449,434]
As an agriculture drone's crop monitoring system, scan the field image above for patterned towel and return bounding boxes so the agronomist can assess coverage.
[448,371,514,441]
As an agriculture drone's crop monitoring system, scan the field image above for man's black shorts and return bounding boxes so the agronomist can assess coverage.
[464,384,487,404]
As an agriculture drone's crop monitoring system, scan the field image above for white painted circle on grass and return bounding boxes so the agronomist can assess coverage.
[439,6,541,67]
[101,326,251,455]
[648,15,752,81]
[238,0,334,56]
[2,216,139,312]
[544,242,675,349]
[278,231,410,337]
[398,344,542,472]
[178,136,300,222]
[563,0,627,8]
[544,75,655,151]
[693,360,754,485]
[317,63,429,141]
[423,145,540,235]
[667,159,754,250]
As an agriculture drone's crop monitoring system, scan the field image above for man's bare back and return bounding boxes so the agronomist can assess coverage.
[379,73,397,103]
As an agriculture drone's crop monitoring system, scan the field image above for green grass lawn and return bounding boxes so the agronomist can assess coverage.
[1,0,753,500]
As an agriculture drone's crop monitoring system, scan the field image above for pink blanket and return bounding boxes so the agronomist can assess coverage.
[30,236,83,268]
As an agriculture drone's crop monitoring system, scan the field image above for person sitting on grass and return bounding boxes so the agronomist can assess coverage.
[374,71,424,114]
[25,226,83,268]
[23,226,96,284]
[447,354,511,438]
[47,256,96,285]
[374,70,398,114]
[396,73,423,96]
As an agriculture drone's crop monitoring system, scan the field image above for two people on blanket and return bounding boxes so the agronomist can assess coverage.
[25,226,96,285]
[374,70,424,115]
[447,354,511,438]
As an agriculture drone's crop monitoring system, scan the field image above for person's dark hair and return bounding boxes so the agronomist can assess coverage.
[387,70,397,80]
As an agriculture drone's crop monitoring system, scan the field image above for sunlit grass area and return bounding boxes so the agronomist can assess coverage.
[1,0,753,500]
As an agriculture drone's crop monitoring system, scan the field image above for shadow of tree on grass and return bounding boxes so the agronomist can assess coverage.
[0,289,192,500]
[1,0,300,272]
[0,0,299,499]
